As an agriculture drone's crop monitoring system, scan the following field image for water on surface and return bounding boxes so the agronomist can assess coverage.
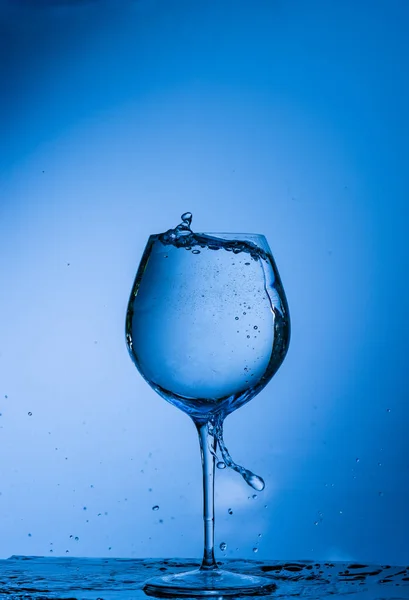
[1,556,408,599]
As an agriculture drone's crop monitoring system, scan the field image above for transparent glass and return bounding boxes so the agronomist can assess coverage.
[126,229,290,597]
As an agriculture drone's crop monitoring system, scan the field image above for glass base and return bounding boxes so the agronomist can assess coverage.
[143,568,277,597]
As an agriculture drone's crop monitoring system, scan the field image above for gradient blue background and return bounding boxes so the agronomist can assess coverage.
[1,0,408,565]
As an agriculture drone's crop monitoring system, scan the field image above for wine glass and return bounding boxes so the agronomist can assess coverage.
[125,214,290,597]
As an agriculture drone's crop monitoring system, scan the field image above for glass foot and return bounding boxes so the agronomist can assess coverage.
[143,568,276,597]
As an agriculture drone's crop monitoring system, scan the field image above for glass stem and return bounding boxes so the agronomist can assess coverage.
[196,421,218,571]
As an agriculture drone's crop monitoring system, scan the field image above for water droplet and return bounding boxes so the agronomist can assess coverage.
[314,521,319,526]
[70,535,73,538]
[356,458,360,463]
[28,412,32,416]
[28,533,32,537]
[253,326,258,330]
[192,249,200,254]
[258,533,262,538]
[216,461,226,469]
[152,505,159,511]
[252,494,257,499]
[386,408,391,413]
[378,462,382,467]
[235,317,239,320]
[83,506,87,510]
[378,491,384,497]
[4,395,7,399]
[228,508,233,515]
[264,504,268,509]
[339,510,343,514]
[245,262,250,266]
[219,542,227,551]
[181,212,192,227]
[75,536,79,541]
[243,311,246,315]
[253,547,258,553]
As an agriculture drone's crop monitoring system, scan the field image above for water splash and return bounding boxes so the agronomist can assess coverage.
[158,212,268,260]
[210,417,265,491]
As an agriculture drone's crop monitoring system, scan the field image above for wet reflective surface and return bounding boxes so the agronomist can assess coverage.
[0,556,408,599]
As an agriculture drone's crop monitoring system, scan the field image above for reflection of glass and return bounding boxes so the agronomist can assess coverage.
[126,214,290,597]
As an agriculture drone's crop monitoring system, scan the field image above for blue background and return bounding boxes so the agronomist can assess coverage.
[1,0,408,565]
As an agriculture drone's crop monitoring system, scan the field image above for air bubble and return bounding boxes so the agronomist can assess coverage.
[219,542,227,551]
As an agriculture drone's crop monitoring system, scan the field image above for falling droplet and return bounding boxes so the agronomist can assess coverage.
[228,508,233,515]
[386,408,391,413]
[253,547,258,553]
[356,458,360,463]
[212,418,265,491]
[314,521,319,526]
[219,542,227,551]
[28,412,32,416]
[253,326,258,330]
[252,494,257,499]
[216,461,226,469]
[75,536,79,541]
[152,505,159,511]
[258,533,262,538]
